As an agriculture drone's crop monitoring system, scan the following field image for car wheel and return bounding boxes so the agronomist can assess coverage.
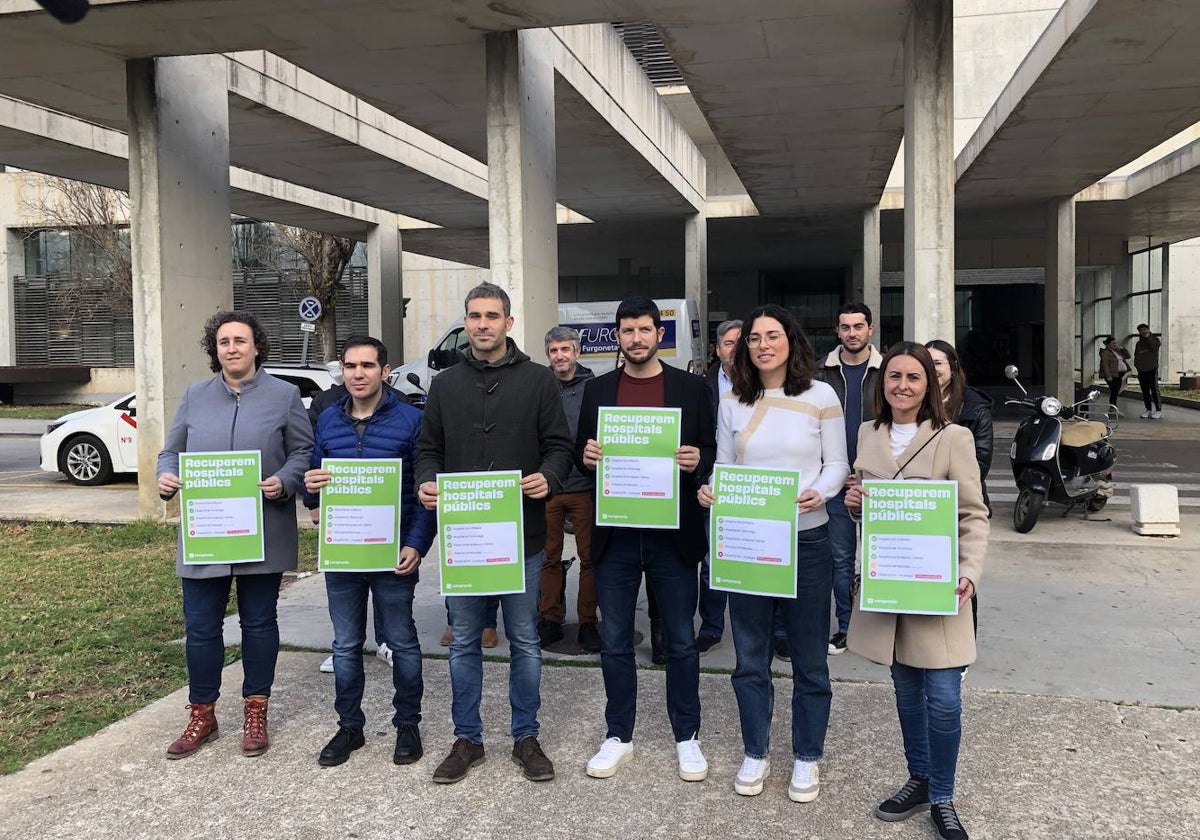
[59,434,114,486]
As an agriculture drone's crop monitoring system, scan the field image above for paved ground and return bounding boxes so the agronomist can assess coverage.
[2,411,1199,838]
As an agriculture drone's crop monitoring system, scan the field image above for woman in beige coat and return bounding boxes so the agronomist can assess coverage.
[845,342,989,840]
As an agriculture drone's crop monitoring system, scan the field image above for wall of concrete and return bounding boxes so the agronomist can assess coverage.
[400,252,488,361]
[16,367,134,404]
[1168,237,1200,382]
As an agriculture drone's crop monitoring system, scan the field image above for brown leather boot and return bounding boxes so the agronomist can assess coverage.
[166,703,218,759]
[242,695,269,756]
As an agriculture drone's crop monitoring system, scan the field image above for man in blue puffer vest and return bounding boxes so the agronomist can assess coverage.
[302,335,435,769]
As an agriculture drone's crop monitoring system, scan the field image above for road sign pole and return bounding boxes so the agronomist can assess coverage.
[301,330,311,366]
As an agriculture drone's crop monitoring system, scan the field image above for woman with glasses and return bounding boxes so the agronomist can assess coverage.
[845,342,989,840]
[698,304,848,804]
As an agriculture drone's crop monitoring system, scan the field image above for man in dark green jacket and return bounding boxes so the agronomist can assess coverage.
[415,282,573,786]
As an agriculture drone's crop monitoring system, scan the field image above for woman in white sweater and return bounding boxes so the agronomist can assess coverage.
[698,304,849,803]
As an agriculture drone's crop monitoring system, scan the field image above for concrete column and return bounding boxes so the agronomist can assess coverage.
[128,56,232,518]
[367,217,403,362]
[1044,197,1076,398]
[1111,247,1133,345]
[1159,243,1170,387]
[486,29,558,352]
[0,228,17,368]
[1078,271,1098,386]
[862,204,882,347]
[903,0,954,344]
[685,213,708,341]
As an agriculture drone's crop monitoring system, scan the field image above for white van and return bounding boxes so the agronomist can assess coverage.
[392,298,703,395]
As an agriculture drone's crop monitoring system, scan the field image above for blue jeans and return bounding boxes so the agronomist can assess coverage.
[181,573,283,704]
[826,490,857,634]
[891,662,965,804]
[596,529,700,743]
[445,596,498,629]
[698,552,727,639]
[325,570,422,730]
[447,552,544,743]
[728,525,833,760]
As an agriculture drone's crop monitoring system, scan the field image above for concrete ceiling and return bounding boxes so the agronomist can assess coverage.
[957,0,1200,207]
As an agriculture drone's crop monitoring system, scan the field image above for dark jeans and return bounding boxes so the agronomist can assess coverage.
[181,573,283,705]
[728,525,833,760]
[447,552,544,743]
[1106,375,1125,403]
[596,529,700,743]
[698,552,727,639]
[826,490,857,635]
[325,570,422,730]
[1139,369,1162,411]
[891,662,965,804]
[445,596,498,629]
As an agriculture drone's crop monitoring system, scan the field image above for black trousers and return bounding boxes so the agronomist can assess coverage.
[1139,369,1162,411]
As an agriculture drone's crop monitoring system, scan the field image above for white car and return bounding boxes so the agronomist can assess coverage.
[39,365,338,486]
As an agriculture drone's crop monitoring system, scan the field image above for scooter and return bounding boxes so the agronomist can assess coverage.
[402,372,428,410]
[1004,364,1117,533]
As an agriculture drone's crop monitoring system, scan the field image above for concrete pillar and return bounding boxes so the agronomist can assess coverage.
[127,56,232,518]
[862,204,882,347]
[1111,247,1133,345]
[1159,243,1170,387]
[1045,197,1076,398]
[0,228,17,368]
[685,213,708,341]
[367,217,403,362]
[485,29,558,351]
[1078,270,1098,386]
[903,0,954,344]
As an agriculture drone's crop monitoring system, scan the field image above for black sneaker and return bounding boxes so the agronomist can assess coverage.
[874,776,930,821]
[696,633,721,654]
[393,723,423,765]
[577,621,602,653]
[827,632,848,655]
[511,736,555,781]
[317,726,365,767]
[537,618,564,648]
[773,637,790,662]
[931,802,969,840]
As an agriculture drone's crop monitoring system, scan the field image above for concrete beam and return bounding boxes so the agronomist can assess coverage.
[685,213,708,339]
[1045,197,1076,398]
[903,0,955,344]
[486,29,558,353]
[127,55,232,518]
[367,218,403,364]
[862,204,881,347]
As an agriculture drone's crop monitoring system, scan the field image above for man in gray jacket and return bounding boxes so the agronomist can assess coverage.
[415,282,574,785]
[538,325,598,652]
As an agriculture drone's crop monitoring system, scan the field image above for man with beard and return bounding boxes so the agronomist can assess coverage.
[576,295,716,782]
[415,282,574,785]
[538,325,599,652]
[817,303,883,656]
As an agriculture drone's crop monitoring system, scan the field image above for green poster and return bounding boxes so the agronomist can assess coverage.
[318,458,404,573]
[595,407,682,529]
[709,465,800,598]
[859,480,959,615]
[437,470,525,596]
[179,450,265,565]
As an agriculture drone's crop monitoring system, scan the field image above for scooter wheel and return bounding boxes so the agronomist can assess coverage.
[1013,489,1045,533]
[1086,495,1108,513]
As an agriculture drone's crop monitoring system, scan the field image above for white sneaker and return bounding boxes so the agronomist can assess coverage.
[734,755,770,796]
[1140,410,1153,419]
[586,737,633,778]
[788,760,820,802]
[376,642,393,667]
[676,737,708,782]
[319,654,334,673]
[1151,410,1163,419]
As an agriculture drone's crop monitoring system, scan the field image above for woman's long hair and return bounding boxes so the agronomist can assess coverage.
[925,339,966,421]
[729,304,815,405]
[873,341,947,430]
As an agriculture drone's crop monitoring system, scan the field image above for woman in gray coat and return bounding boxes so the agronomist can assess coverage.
[156,311,313,760]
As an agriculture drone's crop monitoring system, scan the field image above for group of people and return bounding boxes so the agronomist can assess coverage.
[156,288,990,840]
[1100,324,1163,419]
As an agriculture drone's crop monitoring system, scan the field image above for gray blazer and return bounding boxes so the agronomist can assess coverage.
[157,368,314,579]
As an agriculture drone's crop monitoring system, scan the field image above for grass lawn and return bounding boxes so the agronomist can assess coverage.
[0,404,91,420]
[0,522,320,774]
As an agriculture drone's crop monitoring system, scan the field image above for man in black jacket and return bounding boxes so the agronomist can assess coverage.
[576,295,716,783]
[415,282,574,785]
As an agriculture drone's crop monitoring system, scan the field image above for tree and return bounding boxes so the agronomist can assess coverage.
[20,175,132,320]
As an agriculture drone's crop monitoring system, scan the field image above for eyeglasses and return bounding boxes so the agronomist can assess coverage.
[746,332,785,348]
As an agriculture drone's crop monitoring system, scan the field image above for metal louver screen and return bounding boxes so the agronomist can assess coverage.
[613,22,684,87]
[14,267,370,367]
